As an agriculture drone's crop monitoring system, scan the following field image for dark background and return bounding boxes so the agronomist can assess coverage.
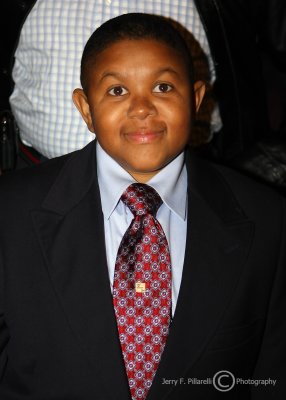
[0,0,36,111]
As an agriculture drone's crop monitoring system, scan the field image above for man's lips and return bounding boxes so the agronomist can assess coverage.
[124,129,164,144]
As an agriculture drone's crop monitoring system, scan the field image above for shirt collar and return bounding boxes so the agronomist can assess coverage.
[96,142,187,221]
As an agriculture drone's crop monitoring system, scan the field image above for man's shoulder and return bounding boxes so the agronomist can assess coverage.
[190,154,285,223]
[1,152,68,189]
[212,160,283,204]
[0,146,86,211]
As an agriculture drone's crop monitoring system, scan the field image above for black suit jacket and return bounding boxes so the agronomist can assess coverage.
[0,141,286,399]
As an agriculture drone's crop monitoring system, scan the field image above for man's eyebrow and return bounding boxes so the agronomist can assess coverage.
[155,67,181,77]
[99,71,124,82]
[98,67,181,83]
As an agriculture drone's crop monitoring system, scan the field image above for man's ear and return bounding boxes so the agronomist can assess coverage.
[72,88,95,133]
[193,80,206,113]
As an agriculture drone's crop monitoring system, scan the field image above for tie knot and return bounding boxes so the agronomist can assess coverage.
[121,183,162,217]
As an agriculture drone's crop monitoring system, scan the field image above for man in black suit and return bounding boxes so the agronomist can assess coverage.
[0,13,285,400]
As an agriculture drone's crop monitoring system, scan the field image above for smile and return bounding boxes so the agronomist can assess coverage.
[124,130,164,144]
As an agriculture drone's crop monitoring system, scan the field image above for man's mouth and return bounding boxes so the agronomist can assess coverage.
[124,128,165,144]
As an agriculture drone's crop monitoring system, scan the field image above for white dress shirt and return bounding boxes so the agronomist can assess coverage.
[96,143,188,316]
[10,0,221,158]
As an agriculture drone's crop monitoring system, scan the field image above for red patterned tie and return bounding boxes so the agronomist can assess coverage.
[113,183,172,400]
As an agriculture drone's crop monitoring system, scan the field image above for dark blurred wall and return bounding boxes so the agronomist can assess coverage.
[0,0,36,110]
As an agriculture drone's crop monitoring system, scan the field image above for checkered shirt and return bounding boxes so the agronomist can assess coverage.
[10,0,222,158]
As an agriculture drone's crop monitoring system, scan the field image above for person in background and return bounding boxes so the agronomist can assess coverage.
[8,0,220,164]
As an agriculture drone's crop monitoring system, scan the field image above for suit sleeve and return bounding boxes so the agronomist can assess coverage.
[251,198,286,399]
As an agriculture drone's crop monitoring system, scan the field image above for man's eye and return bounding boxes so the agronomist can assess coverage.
[108,86,128,96]
[153,83,173,93]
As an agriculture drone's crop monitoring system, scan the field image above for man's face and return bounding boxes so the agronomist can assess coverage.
[73,39,205,182]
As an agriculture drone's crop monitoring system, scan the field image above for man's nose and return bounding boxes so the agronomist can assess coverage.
[127,95,157,119]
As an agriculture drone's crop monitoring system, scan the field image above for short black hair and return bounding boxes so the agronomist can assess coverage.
[80,13,194,93]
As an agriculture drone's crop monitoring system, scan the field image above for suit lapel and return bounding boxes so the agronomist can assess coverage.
[32,141,131,400]
[147,153,254,400]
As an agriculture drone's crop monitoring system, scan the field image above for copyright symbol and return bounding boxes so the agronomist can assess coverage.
[213,370,235,392]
